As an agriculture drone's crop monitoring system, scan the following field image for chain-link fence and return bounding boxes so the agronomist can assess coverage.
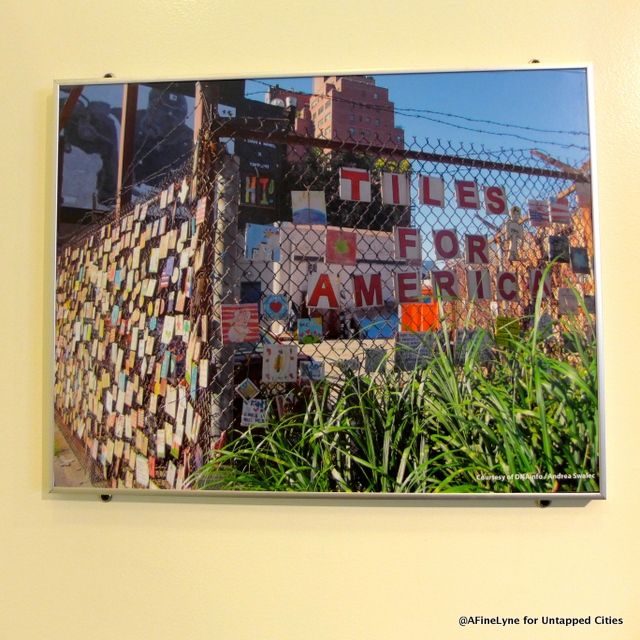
[54,103,594,490]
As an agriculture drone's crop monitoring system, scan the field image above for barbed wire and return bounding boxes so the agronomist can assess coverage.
[249,78,590,151]
[396,106,588,136]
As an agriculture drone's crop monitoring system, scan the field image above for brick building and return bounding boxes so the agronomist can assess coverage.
[269,75,405,148]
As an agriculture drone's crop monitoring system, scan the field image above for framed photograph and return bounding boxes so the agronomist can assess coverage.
[51,66,603,500]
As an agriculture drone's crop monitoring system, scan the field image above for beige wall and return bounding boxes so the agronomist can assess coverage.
[2,1,640,638]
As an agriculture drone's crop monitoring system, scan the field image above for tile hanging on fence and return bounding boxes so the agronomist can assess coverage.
[262,345,298,383]
[220,304,260,344]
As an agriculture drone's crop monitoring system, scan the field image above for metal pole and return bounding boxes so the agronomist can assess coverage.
[211,120,589,182]
[210,153,240,441]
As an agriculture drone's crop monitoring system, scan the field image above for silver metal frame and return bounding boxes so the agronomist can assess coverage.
[46,64,605,503]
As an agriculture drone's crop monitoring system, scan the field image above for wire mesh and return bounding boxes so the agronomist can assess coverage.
[54,104,595,490]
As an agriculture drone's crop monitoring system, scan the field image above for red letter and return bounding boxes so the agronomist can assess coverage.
[432,270,458,299]
[484,186,508,215]
[465,234,489,264]
[395,227,421,262]
[339,167,371,202]
[353,273,383,308]
[395,271,421,303]
[382,173,410,206]
[466,269,491,300]
[418,175,445,207]
[391,174,399,203]
[307,273,339,309]
[433,229,459,260]
[497,272,519,301]
[529,269,552,300]
[455,180,480,209]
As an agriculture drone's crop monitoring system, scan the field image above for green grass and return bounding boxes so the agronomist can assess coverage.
[189,297,599,494]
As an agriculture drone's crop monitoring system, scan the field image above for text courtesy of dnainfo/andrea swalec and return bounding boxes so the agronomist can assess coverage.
[458,615,624,628]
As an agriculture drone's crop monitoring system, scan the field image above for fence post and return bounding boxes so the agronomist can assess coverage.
[114,83,138,225]
[209,153,240,441]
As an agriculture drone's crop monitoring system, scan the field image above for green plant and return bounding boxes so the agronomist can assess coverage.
[188,293,599,494]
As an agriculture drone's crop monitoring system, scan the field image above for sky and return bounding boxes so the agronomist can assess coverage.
[62,68,591,169]
[60,69,592,242]
[245,68,591,168]
[246,68,592,254]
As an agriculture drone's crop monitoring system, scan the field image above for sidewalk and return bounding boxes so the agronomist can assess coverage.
[53,425,92,487]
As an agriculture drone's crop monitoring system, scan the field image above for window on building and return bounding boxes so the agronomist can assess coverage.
[365,116,371,123]
[373,92,379,99]
[349,113,355,122]
[375,118,380,126]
